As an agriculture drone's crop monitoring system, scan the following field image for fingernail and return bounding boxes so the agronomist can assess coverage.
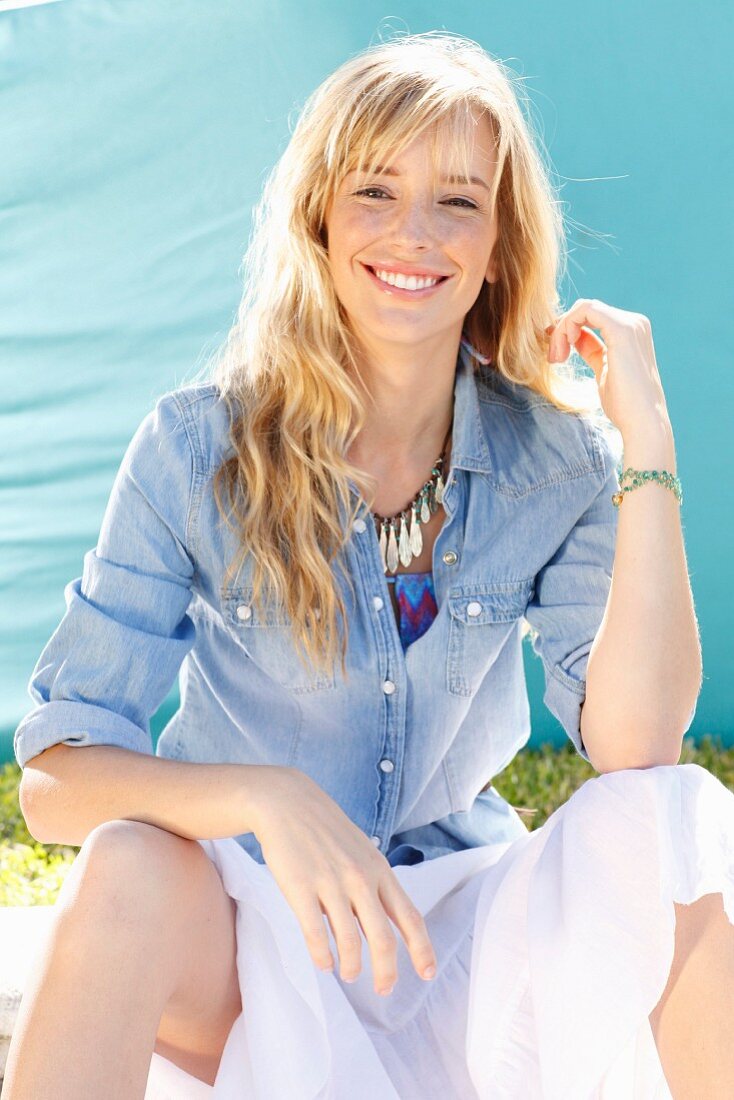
[379,984,395,996]
[422,964,436,980]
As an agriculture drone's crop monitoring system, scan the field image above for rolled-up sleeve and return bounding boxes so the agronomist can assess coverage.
[523,422,621,763]
[14,393,197,768]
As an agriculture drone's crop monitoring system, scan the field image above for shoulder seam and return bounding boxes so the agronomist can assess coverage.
[164,391,203,564]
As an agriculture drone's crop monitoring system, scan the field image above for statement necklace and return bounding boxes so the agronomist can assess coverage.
[372,418,453,575]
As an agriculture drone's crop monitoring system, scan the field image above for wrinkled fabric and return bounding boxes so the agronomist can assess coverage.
[145,762,734,1098]
[12,339,674,869]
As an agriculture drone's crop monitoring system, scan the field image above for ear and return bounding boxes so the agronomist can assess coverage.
[484,253,498,285]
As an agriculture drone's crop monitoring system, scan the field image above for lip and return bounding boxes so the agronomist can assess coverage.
[360,262,452,299]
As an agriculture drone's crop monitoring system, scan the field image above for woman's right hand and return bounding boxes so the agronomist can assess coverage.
[246,765,437,997]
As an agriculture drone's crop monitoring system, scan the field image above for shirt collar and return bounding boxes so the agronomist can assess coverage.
[450,338,494,476]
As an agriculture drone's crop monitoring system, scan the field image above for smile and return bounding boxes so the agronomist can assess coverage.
[361,263,451,298]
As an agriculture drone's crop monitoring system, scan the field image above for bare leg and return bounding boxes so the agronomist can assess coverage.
[3,820,242,1099]
[649,892,734,1099]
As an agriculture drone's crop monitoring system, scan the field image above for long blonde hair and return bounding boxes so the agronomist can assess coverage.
[193,31,607,682]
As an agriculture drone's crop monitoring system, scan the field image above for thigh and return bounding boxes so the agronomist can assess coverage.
[73,820,243,1085]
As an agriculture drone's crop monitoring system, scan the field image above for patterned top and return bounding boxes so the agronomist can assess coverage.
[385,571,439,651]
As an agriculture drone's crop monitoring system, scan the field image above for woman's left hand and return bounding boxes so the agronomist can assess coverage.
[545,298,673,441]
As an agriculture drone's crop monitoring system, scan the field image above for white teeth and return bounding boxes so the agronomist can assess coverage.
[372,268,441,291]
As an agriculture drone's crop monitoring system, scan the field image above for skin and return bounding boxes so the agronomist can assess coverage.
[323,113,499,517]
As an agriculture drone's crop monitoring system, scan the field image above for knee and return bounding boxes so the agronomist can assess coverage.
[57,819,200,929]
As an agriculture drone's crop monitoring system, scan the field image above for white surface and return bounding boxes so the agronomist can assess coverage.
[146,763,734,1098]
[5,764,734,1096]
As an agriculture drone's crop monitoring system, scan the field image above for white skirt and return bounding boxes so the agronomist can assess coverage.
[144,762,734,1099]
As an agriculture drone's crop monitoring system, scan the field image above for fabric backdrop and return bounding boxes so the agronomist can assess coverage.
[2,0,731,763]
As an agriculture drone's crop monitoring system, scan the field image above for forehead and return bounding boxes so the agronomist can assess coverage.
[343,111,498,182]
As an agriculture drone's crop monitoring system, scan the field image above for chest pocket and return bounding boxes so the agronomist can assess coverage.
[221,586,336,694]
[446,578,534,696]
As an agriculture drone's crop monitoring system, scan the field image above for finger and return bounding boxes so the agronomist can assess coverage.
[350,893,399,996]
[294,894,336,973]
[378,875,437,982]
[554,299,609,374]
[319,888,365,984]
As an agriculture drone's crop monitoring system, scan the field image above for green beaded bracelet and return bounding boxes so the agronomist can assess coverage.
[612,465,682,508]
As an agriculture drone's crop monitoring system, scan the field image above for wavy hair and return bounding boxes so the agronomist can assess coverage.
[194,30,608,682]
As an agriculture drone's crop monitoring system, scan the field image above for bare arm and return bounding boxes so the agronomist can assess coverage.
[19,743,269,848]
[580,424,702,772]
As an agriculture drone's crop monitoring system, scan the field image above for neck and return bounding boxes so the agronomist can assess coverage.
[346,328,460,472]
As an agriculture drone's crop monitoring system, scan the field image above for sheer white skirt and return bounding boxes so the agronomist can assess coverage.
[144,762,734,1099]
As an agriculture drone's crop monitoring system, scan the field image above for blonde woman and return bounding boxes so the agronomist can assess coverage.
[7,31,733,1100]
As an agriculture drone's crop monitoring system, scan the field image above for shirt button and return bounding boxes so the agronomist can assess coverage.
[382,680,396,695]
[442,550,458,565]
[371,835,381,846]
[379,758,394,773]
[352,518,367,533]
[372,595,384,611]
[467,601,482,617]
[236,604,252,620]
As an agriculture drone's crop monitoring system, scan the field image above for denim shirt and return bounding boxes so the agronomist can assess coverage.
[15,341,671,866]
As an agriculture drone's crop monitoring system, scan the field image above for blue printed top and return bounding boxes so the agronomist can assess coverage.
[386,572,439,651]
[15,341,693,867]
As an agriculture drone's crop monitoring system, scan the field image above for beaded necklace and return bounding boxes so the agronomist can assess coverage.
[373,417,453,575]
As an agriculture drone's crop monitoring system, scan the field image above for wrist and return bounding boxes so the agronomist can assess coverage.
[620,423,676,476]
[238,763,298,837]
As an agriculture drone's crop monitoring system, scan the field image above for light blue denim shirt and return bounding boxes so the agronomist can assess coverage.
[17,341,683,865]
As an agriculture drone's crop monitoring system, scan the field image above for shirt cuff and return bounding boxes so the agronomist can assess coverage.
[542,665,592,764]
[14,699,154,769]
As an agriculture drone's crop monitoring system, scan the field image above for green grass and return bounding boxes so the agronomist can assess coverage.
[2,734,732,906]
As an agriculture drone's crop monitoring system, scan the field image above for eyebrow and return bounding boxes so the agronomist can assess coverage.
[344,165,490,192]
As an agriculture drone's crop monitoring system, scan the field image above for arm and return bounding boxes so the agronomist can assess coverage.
[13,391,246,844]
[20,743,271,847]
[580,423,702,771]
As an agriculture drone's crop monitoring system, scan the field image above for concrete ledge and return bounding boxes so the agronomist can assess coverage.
[0,906,57,1083]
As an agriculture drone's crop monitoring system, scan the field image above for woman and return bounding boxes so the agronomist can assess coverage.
[7,31,734,1100]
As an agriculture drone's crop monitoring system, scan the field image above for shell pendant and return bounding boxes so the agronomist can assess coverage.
[420,490,431,524]
[379,521,388,572]
[409,506,423,557]
[398,513,412,567]
[386,522,399,574]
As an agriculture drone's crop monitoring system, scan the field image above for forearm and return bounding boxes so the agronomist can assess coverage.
[580,423,703,772]
[20,742,274,847]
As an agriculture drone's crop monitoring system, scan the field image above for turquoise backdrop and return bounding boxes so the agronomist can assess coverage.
[2,0,731,764]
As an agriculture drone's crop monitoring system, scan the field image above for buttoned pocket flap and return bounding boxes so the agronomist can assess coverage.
[222,587,291,628]
[447,579,534,625]
[221,586,334,693]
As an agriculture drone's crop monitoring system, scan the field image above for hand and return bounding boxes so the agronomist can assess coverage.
[545,299,673,440]
[247,766,437,996]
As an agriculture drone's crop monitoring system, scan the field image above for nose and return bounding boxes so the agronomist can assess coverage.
[386,198,435,251]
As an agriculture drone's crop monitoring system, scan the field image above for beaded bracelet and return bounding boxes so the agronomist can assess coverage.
[612,466,683,508]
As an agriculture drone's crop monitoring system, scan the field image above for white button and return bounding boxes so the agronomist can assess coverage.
[442,550,458,565]
[371,835,381,846]
[236,604,252,620]
[379,759,394,773]
[467,601,482,617]
[372,596,384,611]
[352,518,367,533]
[382,680,396,695]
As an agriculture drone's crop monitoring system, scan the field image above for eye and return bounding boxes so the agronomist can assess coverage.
[353,187,478,210]
[353,187,390,199]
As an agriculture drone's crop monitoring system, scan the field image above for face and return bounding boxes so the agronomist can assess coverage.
[322,113,499,354]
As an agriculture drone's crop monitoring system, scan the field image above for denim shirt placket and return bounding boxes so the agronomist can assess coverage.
[346,462,463,852]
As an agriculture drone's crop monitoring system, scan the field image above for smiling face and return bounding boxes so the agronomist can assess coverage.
[322,111,500,355]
